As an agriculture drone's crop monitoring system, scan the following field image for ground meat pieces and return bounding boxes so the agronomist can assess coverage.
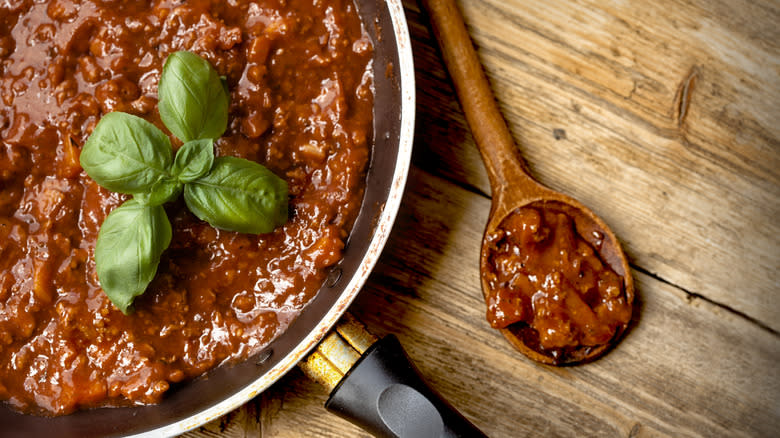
[0,0,372,415]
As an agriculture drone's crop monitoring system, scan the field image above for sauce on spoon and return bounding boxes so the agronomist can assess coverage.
[484,204,632,364]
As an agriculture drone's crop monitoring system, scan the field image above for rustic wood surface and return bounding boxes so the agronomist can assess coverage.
[184,0,780,436]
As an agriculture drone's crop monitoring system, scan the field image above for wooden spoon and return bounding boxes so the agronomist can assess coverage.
[420,0,634,364]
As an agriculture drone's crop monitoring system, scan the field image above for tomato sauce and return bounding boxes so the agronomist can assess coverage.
[0,0,373,414]
[484,206,632,363]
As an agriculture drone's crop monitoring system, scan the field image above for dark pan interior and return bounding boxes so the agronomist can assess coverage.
[0,1,405,436]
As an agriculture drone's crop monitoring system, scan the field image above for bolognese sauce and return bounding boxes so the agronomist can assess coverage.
[0,0,373,414]
[483,206,632,364]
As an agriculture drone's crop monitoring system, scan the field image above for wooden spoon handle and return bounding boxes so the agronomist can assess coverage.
[420,0,532,190]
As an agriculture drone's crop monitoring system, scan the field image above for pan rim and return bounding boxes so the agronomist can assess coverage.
[127,1,415,436]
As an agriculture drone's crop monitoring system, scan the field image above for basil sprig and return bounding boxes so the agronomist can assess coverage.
[80,51,288,314]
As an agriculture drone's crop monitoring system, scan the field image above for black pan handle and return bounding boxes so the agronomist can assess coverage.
[324,335,487,438]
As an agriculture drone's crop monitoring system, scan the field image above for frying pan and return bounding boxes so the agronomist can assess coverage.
[0,0,417,436]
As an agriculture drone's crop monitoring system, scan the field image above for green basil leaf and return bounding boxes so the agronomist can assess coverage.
[158,51,229,142]
[171,139,214,183]
[184,156,288,234]
[134,177,182,206]
[80,112,173,194]
[95,199,172,314]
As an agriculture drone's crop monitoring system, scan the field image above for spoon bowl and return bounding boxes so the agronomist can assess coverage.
[422,0,634,364]
[483,190,634,364]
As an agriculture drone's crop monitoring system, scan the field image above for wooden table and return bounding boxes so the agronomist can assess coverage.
[186,0,779,436]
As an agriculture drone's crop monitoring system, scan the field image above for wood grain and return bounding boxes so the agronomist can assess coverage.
[413,0,780,331]
[184,0,779,436]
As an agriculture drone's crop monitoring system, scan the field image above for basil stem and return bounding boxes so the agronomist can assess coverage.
[158,51,229,142]
[184,156,288,234]
[80,112,173,194]
[95,199,172,314]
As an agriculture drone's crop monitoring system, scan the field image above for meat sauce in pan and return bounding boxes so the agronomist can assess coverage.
[0,0,373,414]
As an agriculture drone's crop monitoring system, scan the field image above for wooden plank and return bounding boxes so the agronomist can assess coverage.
[405,0,780,330]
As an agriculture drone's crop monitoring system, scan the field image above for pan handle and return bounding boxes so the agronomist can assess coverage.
[327,334,486,438]
[300,316,486,438]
